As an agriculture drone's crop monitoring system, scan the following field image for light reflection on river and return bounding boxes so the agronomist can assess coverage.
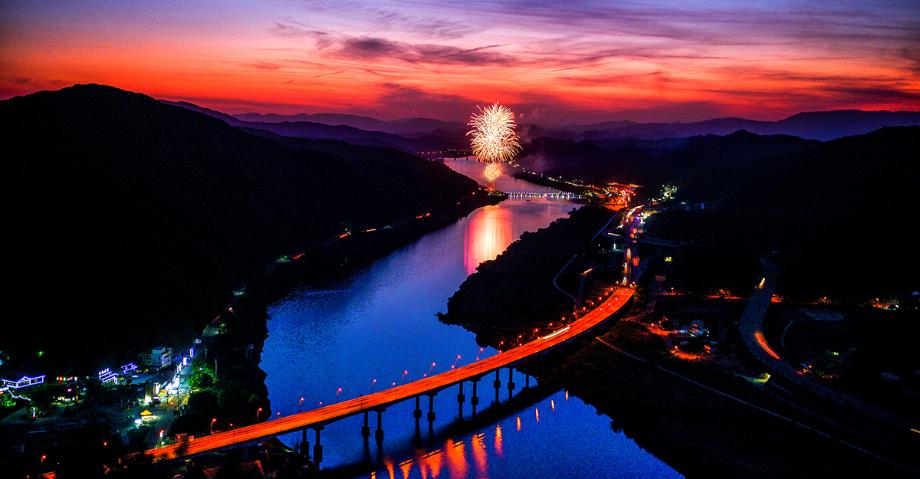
[260,160,682,478]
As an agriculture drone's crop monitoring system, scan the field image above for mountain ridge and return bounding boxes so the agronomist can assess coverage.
[1,83,481,371]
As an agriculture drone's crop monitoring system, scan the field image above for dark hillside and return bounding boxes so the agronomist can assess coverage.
[0,84,480,371]
[518,131,816,187]
[651,127,920,298]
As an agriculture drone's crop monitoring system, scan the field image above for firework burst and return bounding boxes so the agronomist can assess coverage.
[467,102,521,163]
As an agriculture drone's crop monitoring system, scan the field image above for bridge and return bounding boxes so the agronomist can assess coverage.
[504,191,585,199]
[146,287,634,462]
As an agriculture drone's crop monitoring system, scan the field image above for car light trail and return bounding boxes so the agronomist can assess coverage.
[754,331,781,360]
[541,326,570,340]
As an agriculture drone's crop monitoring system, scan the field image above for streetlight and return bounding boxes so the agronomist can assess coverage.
[210,418,217,434]
[336,387,343,402]
[256,407,263,422]
[371,378,377,393]
[298,396,304,413]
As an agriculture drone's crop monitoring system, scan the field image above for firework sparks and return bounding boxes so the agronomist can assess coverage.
[467,102,521,164]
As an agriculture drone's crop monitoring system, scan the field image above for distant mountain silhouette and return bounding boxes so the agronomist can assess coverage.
[175,104,920,157]
[235,111,465,137]
[549,110,920,141]
[2,84,480,371]
[171,101,466,152]
[234,109,920,142]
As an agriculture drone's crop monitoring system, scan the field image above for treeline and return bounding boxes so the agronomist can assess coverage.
[441,206,614,346]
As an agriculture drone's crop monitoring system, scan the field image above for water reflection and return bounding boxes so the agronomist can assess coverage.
[471,433,487,475]
[261,160,680,478]
[363,390,680,479]
[464,205,513,274]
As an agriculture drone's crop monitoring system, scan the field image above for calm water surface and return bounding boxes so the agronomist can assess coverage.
[261,160,682,478]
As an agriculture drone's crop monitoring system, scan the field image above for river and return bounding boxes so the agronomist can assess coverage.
[261,160,682,478]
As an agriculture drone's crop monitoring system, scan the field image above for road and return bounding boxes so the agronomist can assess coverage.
[738,261,907,430]
[146,286,634,461]
[593,336,917,475]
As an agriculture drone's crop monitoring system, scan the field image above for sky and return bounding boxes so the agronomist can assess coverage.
[1,0,919,123]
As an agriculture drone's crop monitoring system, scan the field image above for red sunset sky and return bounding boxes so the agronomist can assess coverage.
[2,0,918,122]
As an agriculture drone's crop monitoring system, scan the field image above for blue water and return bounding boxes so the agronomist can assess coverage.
[260,160,682,478]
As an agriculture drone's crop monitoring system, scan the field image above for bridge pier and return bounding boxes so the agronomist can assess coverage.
[471,379,479,416]
[375,409,384,442]
[427,394,436,423]
[507,368,516,400]
[301,428,309,460]
[457,383,465,419]
[312,427,323,466]
[493,370,501,403]
[361,411,370,438]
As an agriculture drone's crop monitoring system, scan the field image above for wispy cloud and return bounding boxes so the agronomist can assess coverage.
[5,0,920,121]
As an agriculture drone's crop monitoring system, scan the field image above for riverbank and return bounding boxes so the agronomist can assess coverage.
[170,190,504,442]
[441,204,915,478]
[440,205,616,347]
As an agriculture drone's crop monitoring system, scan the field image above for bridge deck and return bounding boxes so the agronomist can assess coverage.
[148,287,634,461]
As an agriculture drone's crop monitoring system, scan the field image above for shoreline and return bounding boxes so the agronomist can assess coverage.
[440,204,915,478]
[173,189,504,439]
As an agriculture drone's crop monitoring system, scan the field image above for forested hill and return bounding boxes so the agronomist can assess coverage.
[650,126,920,299]
[0,84,480,371]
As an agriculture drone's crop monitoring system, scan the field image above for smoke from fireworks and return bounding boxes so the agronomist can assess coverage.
[467,103,521,164]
